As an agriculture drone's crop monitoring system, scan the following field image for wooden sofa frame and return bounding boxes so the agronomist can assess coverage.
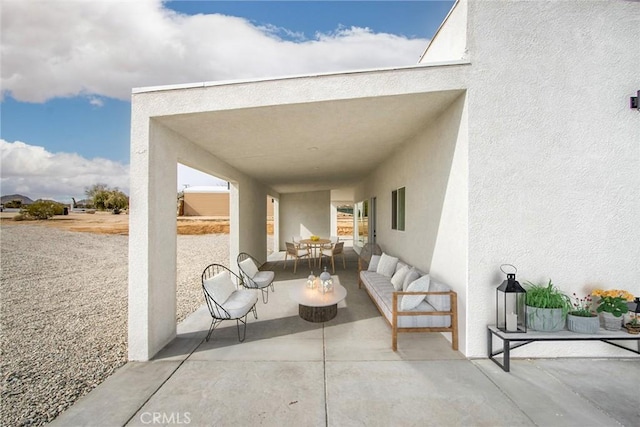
[358,252,458,351]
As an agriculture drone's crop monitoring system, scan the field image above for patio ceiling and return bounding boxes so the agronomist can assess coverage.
[157,89,463,195]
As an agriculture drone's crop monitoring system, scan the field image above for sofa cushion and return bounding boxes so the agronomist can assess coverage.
[400,275,430,310]
[367,254,381,272]
[395,300,452,328]
[395,261,409,274]
[426,280,452,312]
[390,265,410,291]
[376,253,398,278]
[402,268,421,292]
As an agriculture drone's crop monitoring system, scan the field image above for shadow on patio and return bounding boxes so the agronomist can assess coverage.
[52,246,639,426]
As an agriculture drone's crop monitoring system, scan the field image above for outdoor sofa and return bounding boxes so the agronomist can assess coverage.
[358,250,458,351]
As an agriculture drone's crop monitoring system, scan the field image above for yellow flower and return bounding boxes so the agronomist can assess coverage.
[592,289,633,300]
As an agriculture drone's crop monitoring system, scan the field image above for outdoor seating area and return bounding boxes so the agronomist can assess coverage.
[53,245,639,426]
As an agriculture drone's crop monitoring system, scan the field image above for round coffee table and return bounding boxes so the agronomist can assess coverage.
[289,277,347,322]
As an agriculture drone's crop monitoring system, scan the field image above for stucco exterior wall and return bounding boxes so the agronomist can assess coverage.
[183,192,229,216]
[420,0,468,63]
[182,193,273,217]
[279,191,331,250]
[429,94,469,353]
[465,0,640,358]
[129,111,273,360]
[355,93,467,348]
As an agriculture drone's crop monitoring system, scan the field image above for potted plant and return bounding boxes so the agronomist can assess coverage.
[625,315,640,335]
[624,297,640,334]
[524,279,572,332]
[567,293,599,334]
[592,289,634,331]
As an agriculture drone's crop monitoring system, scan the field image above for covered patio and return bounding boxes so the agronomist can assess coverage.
[129,62,470,361]
[55,251,638,426]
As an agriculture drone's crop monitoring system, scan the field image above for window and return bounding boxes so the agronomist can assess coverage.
[391,187,405,231]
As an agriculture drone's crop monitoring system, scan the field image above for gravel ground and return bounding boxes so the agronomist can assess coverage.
[0,224,232,426]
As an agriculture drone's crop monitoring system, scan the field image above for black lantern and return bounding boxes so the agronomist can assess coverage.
[496,264,526,333]
[631,297,640,321]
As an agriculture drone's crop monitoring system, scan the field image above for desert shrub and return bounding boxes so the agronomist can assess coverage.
[21,200,66,220]
[5,200,22,208]
[85,184,128,213]
[13,213,26,221]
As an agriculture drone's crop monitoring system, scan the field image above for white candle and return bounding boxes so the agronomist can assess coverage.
[506,312,518,332]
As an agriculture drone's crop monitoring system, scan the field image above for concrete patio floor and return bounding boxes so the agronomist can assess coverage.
[53,248,639,426]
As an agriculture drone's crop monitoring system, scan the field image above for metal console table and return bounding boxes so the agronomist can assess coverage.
[487,325,640,372]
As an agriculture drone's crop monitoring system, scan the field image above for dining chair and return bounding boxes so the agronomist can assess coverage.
[320,241,346,273]
[292,235,304,249]
[284,241,311,273]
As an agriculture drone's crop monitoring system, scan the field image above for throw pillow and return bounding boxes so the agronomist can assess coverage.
[402,268,422,292]
[367,255,381,272]
[390,265,411,291]
[400,275,430,310]
[203,271,236,304]
[376,253,398,278]
[239,258,259,278]
[426,280,451,312]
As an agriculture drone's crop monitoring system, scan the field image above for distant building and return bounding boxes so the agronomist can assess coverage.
[182,186,274,217]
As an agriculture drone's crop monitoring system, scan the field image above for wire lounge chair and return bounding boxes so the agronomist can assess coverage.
[201,263,258,342]
[237,252,276,304]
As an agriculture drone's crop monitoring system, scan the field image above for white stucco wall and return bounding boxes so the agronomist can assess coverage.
[355,93,468,349]
[129,103,274,360]
[420,0,468,63]
[465,0,640,358]
[429,94,469,353]
[279,191,331,250]
[129,118,179,361]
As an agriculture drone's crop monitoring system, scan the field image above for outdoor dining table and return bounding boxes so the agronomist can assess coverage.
[300,238,331,267]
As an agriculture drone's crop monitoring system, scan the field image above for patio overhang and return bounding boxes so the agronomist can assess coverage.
[135,61,470,197]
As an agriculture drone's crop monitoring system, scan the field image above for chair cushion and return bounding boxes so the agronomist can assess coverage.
[376,253,398,278]
[390,265,411,291]
[400,275,430,310]
[296,248,309,257]
[239,258,259,278]
[252,270,275,288]
[402,268,421,291]
[220,290,258,319]
[367,255,381,272]
[203,271,236,304]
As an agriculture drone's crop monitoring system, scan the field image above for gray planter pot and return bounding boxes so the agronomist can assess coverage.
[567,313,600,334]
[526,306,566,332]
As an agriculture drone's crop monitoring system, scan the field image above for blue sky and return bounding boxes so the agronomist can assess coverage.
[1,0,454,201]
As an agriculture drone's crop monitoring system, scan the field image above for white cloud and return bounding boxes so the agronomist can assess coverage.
[177,164,226,191]
[88,96,104,107]
[0,0,428,102]
[0,139,129,202]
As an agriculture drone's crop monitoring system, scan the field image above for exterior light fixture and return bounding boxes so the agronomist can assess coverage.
[631,90,639,110]
[496,264,526,333]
